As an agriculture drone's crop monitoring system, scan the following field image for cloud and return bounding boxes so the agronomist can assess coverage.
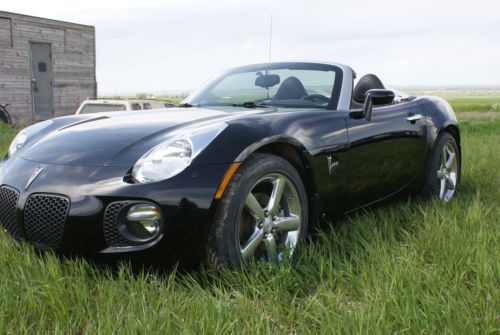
[2,0,499,93]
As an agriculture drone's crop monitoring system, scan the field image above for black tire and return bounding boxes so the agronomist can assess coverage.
[418,132,460,201]
[0,106,11,125]
[206,153,309,268]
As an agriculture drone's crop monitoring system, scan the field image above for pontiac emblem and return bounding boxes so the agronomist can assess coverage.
[25,166,45,191]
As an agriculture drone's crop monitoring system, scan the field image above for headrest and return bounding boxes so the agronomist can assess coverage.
[353,74,385,104]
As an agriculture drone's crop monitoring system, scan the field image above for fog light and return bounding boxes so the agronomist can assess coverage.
[125,204,162,241]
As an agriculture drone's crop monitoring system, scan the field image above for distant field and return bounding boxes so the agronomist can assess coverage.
[445,96,500,113]
[1,97,499,332]
[402,88,500,113]
[104,91,500,114]
[99,94,185,105]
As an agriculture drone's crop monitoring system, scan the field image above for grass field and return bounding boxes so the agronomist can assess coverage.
[0,99,498,334]
[447,97,500,113]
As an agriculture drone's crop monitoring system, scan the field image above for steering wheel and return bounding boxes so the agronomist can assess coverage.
[302,94,330,104]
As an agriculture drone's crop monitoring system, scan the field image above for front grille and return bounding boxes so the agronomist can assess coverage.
[24,194,70,248]
[104,201,143,247]
[0,186,22,239]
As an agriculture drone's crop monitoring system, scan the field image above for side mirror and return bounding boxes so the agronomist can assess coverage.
[363,89,395,121]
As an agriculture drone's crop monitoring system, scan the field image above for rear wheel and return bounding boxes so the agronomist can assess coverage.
[206,154,308,268]
[419,132,460,202]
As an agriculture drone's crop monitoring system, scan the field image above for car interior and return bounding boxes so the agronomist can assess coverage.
[260,73,390,109]
[255,75,331,107]
[272,76,308,101]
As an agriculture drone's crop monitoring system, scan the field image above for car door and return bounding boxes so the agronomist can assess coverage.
[344,101,427,208]
[303,111,351,217]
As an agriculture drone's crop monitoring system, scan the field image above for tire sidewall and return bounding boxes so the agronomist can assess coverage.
[424,132,461,200]
[0,106,11,125]
[210,154,308,267]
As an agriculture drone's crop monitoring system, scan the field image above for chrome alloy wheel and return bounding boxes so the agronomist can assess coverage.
[238,173,302,263]
[436,142,458,202]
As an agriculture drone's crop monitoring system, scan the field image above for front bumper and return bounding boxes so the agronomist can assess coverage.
[0,156,229,257]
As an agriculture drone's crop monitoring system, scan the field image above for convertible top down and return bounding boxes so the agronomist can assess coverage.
[0,62,460,267]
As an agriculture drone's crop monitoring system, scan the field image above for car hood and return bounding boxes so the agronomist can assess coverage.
[19,107,265,167]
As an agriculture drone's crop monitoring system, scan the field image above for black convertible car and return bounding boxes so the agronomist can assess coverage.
[0,62,460,267]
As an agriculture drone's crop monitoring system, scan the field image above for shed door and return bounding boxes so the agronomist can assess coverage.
[30,43,53,120]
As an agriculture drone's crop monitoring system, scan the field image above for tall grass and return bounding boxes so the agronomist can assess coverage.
[0,117,498,334]
[0,122,17,157]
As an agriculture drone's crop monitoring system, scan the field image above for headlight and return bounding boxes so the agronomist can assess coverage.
[8,120,53,157]
[132,123,227,183]
[8,132,28,157]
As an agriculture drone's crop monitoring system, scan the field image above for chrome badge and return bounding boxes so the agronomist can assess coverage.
[25,166,45,191]
[327,155,339,176]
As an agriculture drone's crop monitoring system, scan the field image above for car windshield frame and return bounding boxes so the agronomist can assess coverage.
[183,62,344,110]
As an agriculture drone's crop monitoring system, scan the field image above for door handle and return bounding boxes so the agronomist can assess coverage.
[406,113,422,122]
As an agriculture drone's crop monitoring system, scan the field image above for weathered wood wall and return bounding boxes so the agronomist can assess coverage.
[0,11,96,124]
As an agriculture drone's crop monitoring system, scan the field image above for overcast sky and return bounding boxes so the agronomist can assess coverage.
[3,0,500,94]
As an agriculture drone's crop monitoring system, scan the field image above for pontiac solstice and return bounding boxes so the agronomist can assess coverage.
[0,62,461,268]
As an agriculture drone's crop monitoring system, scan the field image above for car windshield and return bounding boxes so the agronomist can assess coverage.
[184,63,341,109]
[80,103,127,114]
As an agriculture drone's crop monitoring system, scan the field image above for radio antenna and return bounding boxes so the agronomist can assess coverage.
[268,13,273,61]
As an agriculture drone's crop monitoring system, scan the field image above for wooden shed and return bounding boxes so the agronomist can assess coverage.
[0,11,96,124]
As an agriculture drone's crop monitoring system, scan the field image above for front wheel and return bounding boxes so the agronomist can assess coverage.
[419,132,461,202]
[206,154,308,268]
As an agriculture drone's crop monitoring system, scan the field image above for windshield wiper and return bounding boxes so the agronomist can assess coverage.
[232,101,272,108]
[177,102,199,108]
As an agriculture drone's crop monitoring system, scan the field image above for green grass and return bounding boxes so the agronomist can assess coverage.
[445,96,500,113]
[0,115,499,334]
[0,122,17,157]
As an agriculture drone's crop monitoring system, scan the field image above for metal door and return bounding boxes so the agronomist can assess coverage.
[30,43,53,120]
[344,102,428,208]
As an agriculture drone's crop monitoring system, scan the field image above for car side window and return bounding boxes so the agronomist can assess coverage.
[131,103,142,110]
